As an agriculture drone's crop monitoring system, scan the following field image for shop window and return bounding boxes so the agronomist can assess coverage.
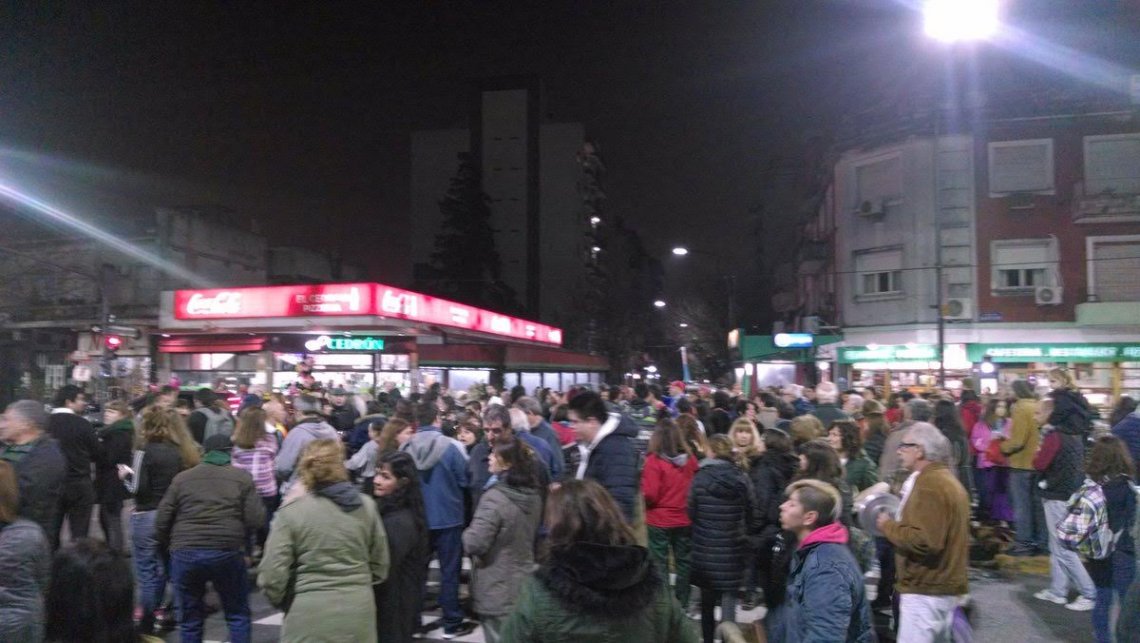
[988,139,1054,195]
[991,238,1058,295]
[521,372,542,394]
[448,369,490,393]
[854,248,904,300]
[1084,134,1140,195]
[378,354,410,371]
[503,373,519,389]
[542,373,562,390]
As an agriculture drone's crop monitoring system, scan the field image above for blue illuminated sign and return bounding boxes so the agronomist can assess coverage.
[774,333,814,349]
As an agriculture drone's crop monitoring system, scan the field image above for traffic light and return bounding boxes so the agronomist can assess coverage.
[104,335,123,353]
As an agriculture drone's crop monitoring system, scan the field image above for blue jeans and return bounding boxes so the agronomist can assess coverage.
[1008,469,1048,549]
[170,549,251,643]
[429,526,464,630]
[130,510,166,630]
[1092,550,1136,643]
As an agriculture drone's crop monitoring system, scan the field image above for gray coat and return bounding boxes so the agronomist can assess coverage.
[0,519,51,642]
[462,483,543,617]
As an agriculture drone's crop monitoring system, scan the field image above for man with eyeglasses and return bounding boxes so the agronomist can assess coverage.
[467,405,552,510]
[875,422,970,643]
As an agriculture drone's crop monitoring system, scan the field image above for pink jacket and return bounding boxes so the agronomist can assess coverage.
[970,419,1010,468]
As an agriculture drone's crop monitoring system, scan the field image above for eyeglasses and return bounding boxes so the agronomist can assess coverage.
[897,442,920,450]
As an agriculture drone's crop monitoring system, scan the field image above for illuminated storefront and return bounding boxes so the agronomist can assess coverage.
[157,282,604,394]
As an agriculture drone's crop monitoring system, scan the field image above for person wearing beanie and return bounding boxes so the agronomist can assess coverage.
[155,434,265,642]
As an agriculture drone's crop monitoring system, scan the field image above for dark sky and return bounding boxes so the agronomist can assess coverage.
[1,1,1137,289]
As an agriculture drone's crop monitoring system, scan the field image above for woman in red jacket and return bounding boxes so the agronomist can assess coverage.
[642,418,699,610]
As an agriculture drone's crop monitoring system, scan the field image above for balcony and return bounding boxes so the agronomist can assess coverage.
[1072,181,1140,224]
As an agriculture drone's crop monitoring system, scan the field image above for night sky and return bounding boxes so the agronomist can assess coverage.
[2,1,1136,295]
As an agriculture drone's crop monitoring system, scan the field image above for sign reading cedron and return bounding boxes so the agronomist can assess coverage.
[304,335,386,352]
[173,283,563,346]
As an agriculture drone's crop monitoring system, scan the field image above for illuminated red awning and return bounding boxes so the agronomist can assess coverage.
[158,336,268,353]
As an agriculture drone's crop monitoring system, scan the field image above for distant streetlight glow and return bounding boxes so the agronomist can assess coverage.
[591,245,601,253]
[671,246,689,256]
[679,322,689,328]
[589,216,601,225]
[653,299,667,308]
[923,0,998,43]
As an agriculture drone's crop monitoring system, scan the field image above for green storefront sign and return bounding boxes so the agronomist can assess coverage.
[304,335,386,352]
[968,343,1140,363]
[838,345,939,363]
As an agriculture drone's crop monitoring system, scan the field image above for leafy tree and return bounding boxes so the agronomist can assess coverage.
[423,152,518,311]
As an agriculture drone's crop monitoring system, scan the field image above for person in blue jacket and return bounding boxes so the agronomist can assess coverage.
[772,478,873,643]
[400,401,475,639]
[566,392,640,522]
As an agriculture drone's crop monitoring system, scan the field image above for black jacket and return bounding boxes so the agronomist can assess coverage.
[748,451,798,542]
[535,542,662,618]
[374,504,429,643]
[154,459,265,552]
[2,438,65,539]
[94,420,135,504]
[46,411,102,483]
[688,458,754,591]
[134,441,187,511]
[582,413,641,521]
[1039,424,1085,501]
[1049,388,1092,438]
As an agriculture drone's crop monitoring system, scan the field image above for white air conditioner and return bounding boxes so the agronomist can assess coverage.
[943,298,973,320]
[1035,286,1063,306]
[856,199,885,220]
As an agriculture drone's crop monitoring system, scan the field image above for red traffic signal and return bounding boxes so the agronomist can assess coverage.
[104,335,123,351]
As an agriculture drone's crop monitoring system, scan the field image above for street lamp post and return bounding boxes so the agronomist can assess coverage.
[922,0,998,388]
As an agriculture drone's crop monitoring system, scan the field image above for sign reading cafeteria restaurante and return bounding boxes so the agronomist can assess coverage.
[173,283,563,346]
[968,343,1140,363]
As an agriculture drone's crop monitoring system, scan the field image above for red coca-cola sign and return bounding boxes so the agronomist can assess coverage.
[173,283,562,345]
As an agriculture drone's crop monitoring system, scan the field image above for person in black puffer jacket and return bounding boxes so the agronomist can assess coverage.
[747,429,799,605]
[689,434,754,643]
[1047,369,1092,440]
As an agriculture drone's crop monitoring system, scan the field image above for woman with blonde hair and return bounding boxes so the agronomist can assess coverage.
[129,406,199,634]
[259,439,390,643]
[232,407,279,552]
[789,414,825,448]
[730,418,763,461]
[499,479,697,642]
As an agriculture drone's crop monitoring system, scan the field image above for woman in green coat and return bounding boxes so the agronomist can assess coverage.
[499,479,698,643]
[258,439,390,643]
[828,420,879,493]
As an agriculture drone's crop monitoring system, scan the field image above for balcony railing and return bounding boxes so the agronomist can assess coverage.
[1072,181,1140,224]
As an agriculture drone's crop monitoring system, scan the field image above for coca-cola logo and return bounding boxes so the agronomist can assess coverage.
[184,292,243,316]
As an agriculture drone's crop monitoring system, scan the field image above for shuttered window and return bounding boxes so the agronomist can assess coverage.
[855,156,902,208]
[1091,238,1140,302]
[1084,134,1140,195]
[991,238,1057,293]
[854,248,903,297]
[988,139,1054,195]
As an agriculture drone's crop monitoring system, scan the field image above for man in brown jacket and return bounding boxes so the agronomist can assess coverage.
[877,422,969,643]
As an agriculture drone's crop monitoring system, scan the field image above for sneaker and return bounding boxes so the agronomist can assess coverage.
[1004,544,1038,557]
[441,621,478,639]
[1065,596,1095,611]
[1033,589,1067,605]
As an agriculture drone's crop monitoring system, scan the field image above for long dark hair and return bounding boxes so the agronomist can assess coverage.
[829,420,863,460]
[545,479,636,553]
[933,400,967,442]
[374,451,427,537]
[46,539,139,643]
[795,439,842,482]
[493,438,541,490]
[1086,435,1135,482]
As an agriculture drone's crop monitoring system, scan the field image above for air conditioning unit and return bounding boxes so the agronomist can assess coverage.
[943,298,973,320]
[856,199,885,220]
[1035,286,1064,306]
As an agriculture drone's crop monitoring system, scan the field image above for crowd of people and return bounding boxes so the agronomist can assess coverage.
[0,371,1138,642]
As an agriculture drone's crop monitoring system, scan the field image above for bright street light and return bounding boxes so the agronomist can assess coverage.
[923,0,998,43]
[653,299,667,308]
[671,246,689,256]
[589,216,601,225]
[678,322,689,328]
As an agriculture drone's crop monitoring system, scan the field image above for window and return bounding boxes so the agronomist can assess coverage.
[1084,134,1140,195]
[1088,236,1140,302]
[855,155,902,210]
[988,139,1054,195]
[854,248,904,299]
[991,238,1057,294]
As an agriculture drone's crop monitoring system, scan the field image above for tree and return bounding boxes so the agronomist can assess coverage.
[665,292,734,383]
[422,152,518,312]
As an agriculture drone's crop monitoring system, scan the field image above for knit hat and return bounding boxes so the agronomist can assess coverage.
[862,399,886,416]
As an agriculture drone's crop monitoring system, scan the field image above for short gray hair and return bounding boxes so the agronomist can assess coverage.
[509,408,529,432]
[907,398,933,422]
[482,404,511,428]
[514,396,542,416]
[906,422,951,464]
[5,400,47,432]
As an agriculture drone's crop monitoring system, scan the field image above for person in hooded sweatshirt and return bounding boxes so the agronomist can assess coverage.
[400,401,474,639]
[642,418,699,609]
[155,434,265,643]
[462,438,543,643]
[259,439,390,643]
[689,434,755,643]
[274,394,339,498]
[566,391,640,522]
[499,478,698,642]
[773,479,873,643]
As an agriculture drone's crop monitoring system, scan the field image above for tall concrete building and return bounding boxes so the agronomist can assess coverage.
[410,77,584,324]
